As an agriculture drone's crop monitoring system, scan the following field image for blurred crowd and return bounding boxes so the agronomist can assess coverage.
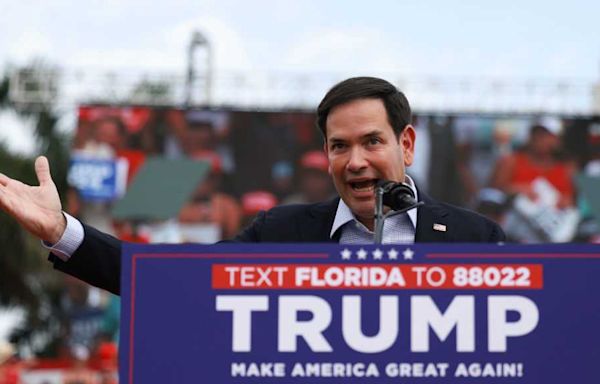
[3,105,599,382]
[66,106,337,244]
[65,106,600,246]
[1,314,117,383]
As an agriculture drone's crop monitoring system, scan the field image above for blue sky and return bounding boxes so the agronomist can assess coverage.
[1,0,598,78]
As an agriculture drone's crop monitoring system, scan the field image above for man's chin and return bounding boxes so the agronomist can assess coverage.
[341,192,374,212]
[348,203,375,220]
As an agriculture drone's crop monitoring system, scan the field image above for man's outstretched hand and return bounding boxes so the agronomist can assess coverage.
[0,156,66,244]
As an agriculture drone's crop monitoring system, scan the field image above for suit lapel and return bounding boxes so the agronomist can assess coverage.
[415,192,450,243]
[302,198,340,243]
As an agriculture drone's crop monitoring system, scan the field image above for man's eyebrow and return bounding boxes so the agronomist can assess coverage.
[329,129,384,142]
[363,130,383,138]
[328,129,387,144]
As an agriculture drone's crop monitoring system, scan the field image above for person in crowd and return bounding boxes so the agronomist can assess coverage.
[490,120,576,209]
[240,190,278,228]
[282,150,335,205]
[178,151,242,240]
[68,116,146,235]
[0,341,20,384]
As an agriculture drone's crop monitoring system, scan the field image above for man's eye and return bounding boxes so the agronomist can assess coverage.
[367,137,381,145]
[331,143,345,150]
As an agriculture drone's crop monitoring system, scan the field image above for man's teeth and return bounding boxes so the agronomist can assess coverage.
[351,180,375,192]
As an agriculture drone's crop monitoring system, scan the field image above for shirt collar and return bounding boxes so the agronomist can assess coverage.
[330,175,419,239]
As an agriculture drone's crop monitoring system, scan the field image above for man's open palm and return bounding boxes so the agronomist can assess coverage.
[0,156,65,243]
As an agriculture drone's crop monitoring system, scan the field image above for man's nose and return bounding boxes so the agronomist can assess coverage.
[346,147,368,173]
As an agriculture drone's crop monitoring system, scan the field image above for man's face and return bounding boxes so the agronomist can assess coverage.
[530,129,560,156]
[324,98,415,229]
[95,121,122,150]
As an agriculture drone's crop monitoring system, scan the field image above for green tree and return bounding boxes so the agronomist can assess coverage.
[0,62,70,356]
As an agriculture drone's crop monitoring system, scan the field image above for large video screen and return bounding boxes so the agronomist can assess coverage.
[70,105,600,243]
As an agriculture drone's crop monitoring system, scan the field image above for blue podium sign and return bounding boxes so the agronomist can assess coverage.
[120,244,600,383]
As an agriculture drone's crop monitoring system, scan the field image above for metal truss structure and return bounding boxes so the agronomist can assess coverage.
[8,67,600,115]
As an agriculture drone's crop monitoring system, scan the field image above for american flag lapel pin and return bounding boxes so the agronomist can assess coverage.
[433,223,447,232]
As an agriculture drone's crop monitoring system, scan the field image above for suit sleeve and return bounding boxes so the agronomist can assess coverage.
[47,210,269,295]
[49,224,122,295]
[231,211,266,242]
[489,221,507,243]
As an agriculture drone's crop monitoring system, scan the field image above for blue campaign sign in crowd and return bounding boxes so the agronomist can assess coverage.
[68,156,128,201]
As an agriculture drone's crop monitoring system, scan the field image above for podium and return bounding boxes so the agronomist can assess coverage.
[120,243,600,383]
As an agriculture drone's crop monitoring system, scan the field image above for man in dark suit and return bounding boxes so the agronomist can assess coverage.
[0,77,504,295]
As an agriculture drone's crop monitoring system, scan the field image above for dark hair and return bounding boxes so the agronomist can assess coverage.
[530,124,553,137]
[316,76,412,139]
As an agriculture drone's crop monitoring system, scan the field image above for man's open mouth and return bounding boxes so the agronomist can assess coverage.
[349,179,377,192]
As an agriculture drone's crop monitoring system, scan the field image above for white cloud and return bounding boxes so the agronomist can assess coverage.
[6,30,53,63]
[543,46,597,78]
[48,14,254,74]
[69,48,183,71]
[282,27,414,74]
[0,111,37,156]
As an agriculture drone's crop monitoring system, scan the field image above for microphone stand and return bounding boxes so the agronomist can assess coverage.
[374,184,424,244]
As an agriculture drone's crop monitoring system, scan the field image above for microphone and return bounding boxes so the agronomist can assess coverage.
[376,180,419,211]
[373,180,424,244]
[373,179,423,243]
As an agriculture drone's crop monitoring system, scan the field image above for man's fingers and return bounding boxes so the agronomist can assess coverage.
[0,184,12,212]
[0,173,9,186]
[35,156,53,186]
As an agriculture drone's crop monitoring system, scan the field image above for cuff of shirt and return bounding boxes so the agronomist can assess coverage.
[41,212,84,262]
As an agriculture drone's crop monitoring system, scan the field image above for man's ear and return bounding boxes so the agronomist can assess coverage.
[322,142,332,175]
[400,125,416,167]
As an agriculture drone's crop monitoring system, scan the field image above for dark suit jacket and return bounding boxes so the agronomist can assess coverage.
[50,193,505,295]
